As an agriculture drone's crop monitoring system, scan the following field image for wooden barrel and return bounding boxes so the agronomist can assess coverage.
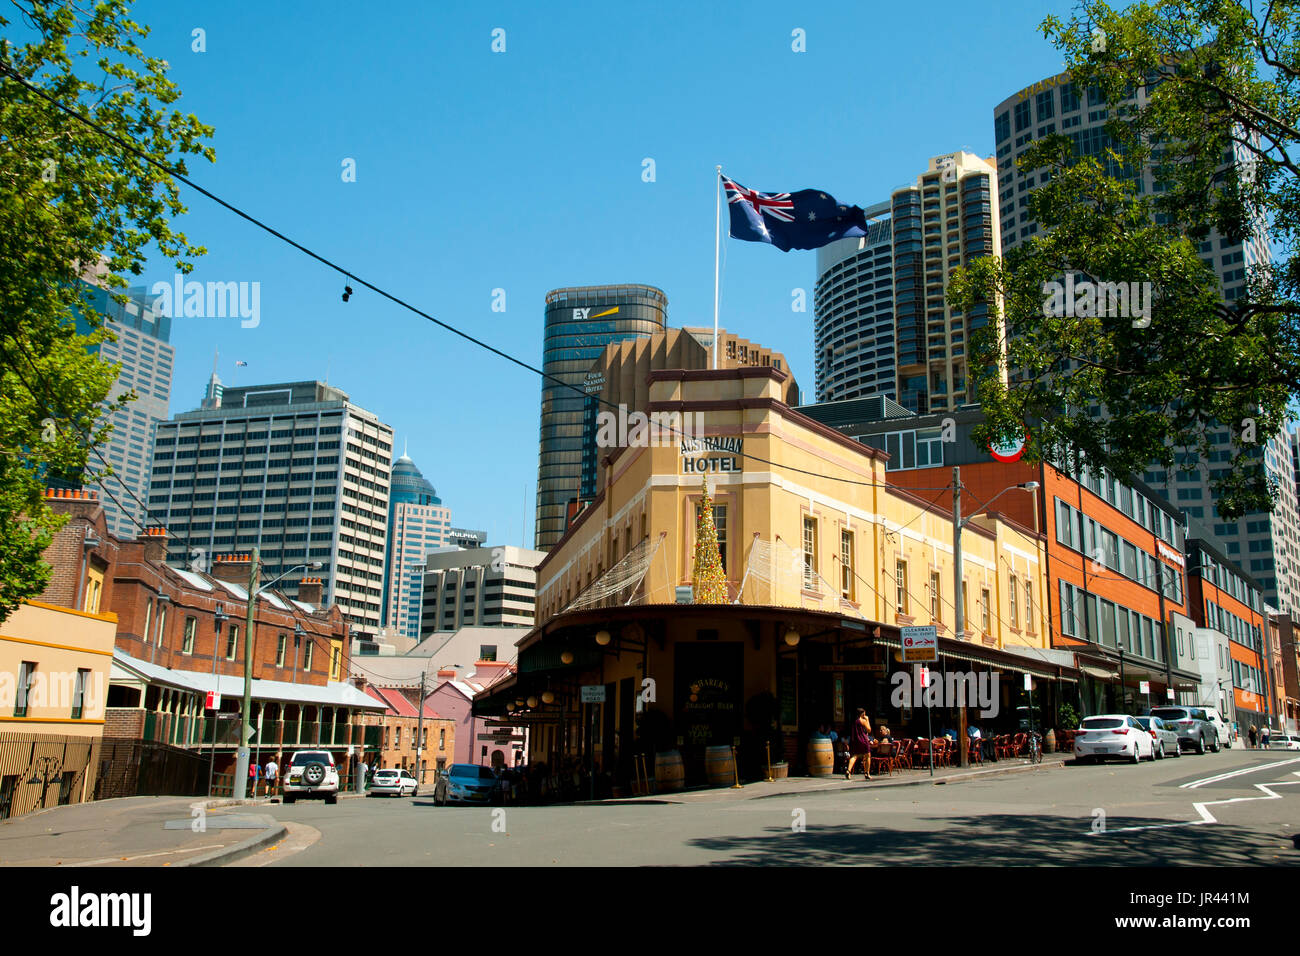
[654,750,685,792]
[704,745,734,786]
[770,761,789,780]
[806,736,835,777]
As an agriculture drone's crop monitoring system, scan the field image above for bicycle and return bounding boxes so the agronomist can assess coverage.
[1026,730,1042,764]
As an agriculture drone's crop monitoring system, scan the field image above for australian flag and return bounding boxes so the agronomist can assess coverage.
[723,175,870,251]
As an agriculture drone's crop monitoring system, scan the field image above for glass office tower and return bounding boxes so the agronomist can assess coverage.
[535,284,666,549]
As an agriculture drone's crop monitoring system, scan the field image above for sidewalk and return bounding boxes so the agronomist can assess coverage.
[592,753,1069,805]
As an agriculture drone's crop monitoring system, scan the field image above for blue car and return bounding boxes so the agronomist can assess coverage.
[433,763,499,806]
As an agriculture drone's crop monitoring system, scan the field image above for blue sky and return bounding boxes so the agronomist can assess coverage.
[125,0,1069,546]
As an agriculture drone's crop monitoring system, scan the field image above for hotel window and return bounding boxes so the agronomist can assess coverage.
[276,634,287,667]
[304,640,313,671]
[1025,580,1034,631]
[15,662,35,717]
[142,599,153,648]
[330,644,342,680]
[84,564,105,613]
[182,617,197,655]
[802,517,818,589]
[929,571,941,619]
[71,669,91,719]
[840,531,854,600]
[1009,576,1019,628]
[1117,607,1131,653]
[895,560,909,614]
[980,588,991,632]
[395,727,401,748]
[225,624,239,660]
[155,602,167,647]
[439,729,446,751]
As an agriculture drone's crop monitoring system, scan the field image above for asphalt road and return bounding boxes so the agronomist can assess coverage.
[233,748,1300,866]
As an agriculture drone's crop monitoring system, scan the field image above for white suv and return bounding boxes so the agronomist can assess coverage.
[283,750,339,804]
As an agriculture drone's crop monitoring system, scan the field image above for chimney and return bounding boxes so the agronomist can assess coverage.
[298,577,323,606]
[44,487,103,522]
[435,668,457,681]
[210,553,253,586]
[141,526,169,563]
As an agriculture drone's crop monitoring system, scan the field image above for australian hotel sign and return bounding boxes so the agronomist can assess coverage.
[681,436,743,473]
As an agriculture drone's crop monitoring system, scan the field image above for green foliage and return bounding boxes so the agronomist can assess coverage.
[950,1,1299,519]
[0,1,212,622]
[1058,702,1081,731]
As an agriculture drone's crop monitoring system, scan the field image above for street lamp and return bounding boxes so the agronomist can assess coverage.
[233,552,322,801]
[951,467,1039,766]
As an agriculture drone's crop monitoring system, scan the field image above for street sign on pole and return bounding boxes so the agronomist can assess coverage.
[1023,673,1032,691]
[580,684,606,703]
[1139,681,1150,694]
[901,625,938,662]
[205,691,221,710]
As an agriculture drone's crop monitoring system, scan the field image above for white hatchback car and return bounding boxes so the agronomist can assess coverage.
[368,767,419,797]
[1267,733,1300,751]
[282,750,340,804]
[1074,715,1156,764]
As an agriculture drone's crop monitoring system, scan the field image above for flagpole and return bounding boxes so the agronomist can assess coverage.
[713,164,722,370]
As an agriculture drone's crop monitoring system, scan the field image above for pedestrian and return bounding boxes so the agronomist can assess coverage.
[1261,725,1271,748]
[248,761,259,795]
[1248,724,1257,748]
[265,758,278,793]
[845,708,873,781]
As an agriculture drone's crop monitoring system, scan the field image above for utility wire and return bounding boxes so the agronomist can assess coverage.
[0,58,958,493]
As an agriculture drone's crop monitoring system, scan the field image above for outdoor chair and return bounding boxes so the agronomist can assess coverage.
[895,738,914,770]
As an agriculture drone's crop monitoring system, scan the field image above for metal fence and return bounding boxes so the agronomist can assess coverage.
[0,732,100,820]
[92,738,209,803]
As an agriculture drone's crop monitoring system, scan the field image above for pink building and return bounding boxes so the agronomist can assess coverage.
[428,660,521,766]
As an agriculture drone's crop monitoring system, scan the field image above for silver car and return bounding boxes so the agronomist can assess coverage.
[1135,716,1182,759]
[1148,706,1220,754]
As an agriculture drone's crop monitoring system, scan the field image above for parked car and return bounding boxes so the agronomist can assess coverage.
[1267,733,1300,751]
[368,767,419,797]
[1073,715,1156,764]
[283,749,339,804]
[1148,706,1220,754]
[1135,716,1182,759]
[1202,709,1233,747]
[433,763,499,806]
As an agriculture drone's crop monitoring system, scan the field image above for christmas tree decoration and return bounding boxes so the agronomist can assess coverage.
[692,474,728,604]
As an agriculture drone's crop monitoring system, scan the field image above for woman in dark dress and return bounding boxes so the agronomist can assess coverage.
[845,708,873,780]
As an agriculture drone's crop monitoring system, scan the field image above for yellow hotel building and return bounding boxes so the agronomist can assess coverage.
[477,367,1077,789]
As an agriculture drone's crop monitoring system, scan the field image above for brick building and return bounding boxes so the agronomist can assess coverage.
[355,682,455,785]
[37,489,383,790]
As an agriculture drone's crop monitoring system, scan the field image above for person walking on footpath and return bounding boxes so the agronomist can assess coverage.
[264,758,278,794]
[845,708,873,781]
[1248,724,1257,749]
[1261,725,1271,748]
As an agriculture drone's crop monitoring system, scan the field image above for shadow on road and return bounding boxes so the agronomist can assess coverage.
[684,813,1297,866]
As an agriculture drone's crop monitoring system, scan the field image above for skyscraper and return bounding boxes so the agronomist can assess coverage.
[810,153,1001,414]
[813,207,894,402]
[535,284,667,549]
[147,380,393,634]
[76,281,174,540]
[383,453,452,641]
[993,69,1299,612]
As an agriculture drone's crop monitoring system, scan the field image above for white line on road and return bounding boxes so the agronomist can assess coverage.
[1089,772,1300,836]
[70,843,230,866]
[1178,756,1300,789]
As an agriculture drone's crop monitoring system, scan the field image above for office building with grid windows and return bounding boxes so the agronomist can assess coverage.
[382,454,452,641]
[535,284,667,549]
[146,380,393,635]
[993,69,1297,613]
[75,282,175,540]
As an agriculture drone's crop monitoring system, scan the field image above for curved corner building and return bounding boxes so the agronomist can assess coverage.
[382,453,450,640]
[535,284,667,549]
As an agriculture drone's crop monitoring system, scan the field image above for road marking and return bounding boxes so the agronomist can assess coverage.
[70,843,229,866]
[1178,756,1300,789]
[1089,771,1300,836]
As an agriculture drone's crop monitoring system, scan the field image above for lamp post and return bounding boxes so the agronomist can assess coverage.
[208,602,228,796]
[233,553,322,800]
[952,466,1039,766]
[27,755,61,810]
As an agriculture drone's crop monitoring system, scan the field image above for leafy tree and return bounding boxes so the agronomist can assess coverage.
[950,0,1298,519]
[0,1,212,622]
